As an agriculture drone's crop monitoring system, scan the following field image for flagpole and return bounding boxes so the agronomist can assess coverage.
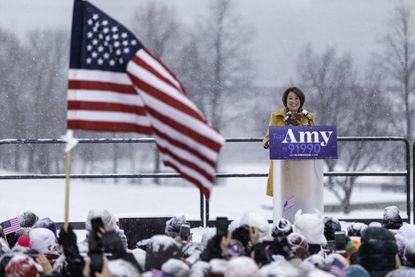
[62,130,78,231]
[64,149,72,231]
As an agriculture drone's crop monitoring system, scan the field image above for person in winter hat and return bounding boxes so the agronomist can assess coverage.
[293,209,326,254]
[395,224,415,265]
[85,209,113,231]
[225,256,258,277]
[130,248,146,272]
[161,258,190,277]
[181,241,205,264]
[165,215,187,239]
[395,234,407,264]
[32,217,57,238]
[29,227,60,267]
[287,232,309,251]
[239,211,270,241]
[82,209,128,251]
[17,211,38,228]
[0,253,14,276]
[201,228,216,247]
[7,215,33,250]
[358,226,399,277]
[144,235,181,271]
[345,265,370,277]
[250,243,272,268]
[272,218,293,238]
[208,258,228,276]
[264,234,295,261]
[29,228,58,255]
[382,206,403,230]
[231,225,251,255]
[4,253,43,277]
[385,268,415,277]
[323,216,341,241]
[398,224,415,241]
[228,219,240,233]
[16,235,31,249]
[190,260,210,277]
[107,259,141,277]
[325,253,349,274]
[200,232,232,262]
[257,260,302,277]
[403,238,415,267]
[348,222,368,237]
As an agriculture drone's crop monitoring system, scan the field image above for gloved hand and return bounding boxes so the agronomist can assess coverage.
[101,231,142,272]
[102,231,125,258]
[58,225,79,256]
[58,225,85,276]
[263,137,270,149]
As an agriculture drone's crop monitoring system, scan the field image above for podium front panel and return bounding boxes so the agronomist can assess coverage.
[273,160,324,224]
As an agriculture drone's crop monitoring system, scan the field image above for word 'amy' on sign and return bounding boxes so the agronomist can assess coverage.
[281,128,334,146]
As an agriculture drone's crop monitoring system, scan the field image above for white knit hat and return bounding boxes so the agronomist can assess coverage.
[85,209,114,231]
[293,209,327,245]
[29,227,57,254]
[239,211,270,240]
[225,257,258,277]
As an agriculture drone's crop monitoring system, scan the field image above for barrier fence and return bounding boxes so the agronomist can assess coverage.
[0,137,411,226]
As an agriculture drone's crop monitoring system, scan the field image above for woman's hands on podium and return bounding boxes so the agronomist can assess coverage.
[262,137,269,149]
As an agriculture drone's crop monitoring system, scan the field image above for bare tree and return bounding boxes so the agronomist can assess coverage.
[372,5,415,141]
[297,45,388,213]
[183,0,255,131]
[130,1,184,183]
[0,27,33,171]
[130,1,181,59]
[24,29,69,173]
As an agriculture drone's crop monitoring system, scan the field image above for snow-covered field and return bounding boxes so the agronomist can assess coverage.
[0,165,407,224]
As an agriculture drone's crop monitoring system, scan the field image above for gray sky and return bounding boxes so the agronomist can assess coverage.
[0,0,414,84]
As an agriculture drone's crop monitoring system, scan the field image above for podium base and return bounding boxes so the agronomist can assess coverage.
[273,160,324,224]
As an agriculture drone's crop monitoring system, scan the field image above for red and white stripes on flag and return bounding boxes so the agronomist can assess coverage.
[126,49,224,197]
[1,217,21,235]
[68,69,152,134]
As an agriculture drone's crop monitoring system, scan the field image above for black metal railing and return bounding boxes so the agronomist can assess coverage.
[0,137,411,225]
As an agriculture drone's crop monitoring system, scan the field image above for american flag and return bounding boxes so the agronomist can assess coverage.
[68,0,224,197]
[329,258,346,277]
[283,196,295,211]
[1,217,21,235]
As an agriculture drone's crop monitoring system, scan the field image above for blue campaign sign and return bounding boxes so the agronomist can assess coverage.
[269,126,338,160]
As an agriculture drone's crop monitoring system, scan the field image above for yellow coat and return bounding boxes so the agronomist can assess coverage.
[263,108,315,196]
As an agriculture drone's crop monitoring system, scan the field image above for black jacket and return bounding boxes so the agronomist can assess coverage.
[358,227,398,277]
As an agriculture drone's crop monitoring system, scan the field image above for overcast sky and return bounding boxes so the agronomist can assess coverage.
[0,0,414,85]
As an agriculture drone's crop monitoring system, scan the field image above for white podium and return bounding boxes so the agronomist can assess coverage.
[272,159,324,224]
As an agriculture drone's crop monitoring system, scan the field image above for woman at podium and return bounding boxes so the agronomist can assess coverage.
[262,87,315,196]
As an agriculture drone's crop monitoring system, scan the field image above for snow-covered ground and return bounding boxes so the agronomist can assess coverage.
[0,165,407,224]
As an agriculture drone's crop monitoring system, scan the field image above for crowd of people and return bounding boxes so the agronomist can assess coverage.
[1,206,415,276]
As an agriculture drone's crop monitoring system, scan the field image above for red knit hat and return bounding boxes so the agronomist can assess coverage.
[17,235,32,248]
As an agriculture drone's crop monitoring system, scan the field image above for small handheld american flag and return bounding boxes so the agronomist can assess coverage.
[1,217,21,235]
[330,258,346,277]
[283,196,295,211]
